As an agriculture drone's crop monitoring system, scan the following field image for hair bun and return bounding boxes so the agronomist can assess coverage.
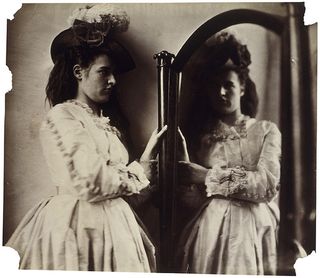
[210,32,251,68]
[237,44,251,68]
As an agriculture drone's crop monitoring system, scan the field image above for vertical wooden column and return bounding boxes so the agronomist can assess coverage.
[154,51,178,272]
[278,3,316,275]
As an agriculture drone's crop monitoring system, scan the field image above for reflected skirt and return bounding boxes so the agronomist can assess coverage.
[177,198,279,275]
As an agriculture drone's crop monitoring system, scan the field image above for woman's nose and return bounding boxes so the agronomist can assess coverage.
[219,87,227,98]
[108,74,116,86]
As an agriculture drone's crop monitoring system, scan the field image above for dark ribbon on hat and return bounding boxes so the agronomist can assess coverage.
[72,19,111,47]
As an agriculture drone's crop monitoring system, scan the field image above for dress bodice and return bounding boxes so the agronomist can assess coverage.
[39,99,149,202]
[194,116,281,202]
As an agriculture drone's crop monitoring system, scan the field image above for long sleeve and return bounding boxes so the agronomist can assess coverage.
[40,105,149,203]
[204,122,281,203]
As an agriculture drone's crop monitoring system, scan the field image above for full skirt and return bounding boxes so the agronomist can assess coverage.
[6,194,156,272]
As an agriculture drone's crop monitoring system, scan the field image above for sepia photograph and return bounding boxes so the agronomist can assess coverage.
[0,1,317,276]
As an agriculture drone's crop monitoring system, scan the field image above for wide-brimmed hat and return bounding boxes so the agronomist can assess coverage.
[50,5,135,73]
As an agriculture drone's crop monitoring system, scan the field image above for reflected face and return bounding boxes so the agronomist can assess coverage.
[77,54,116,104]
[204,70,244,116]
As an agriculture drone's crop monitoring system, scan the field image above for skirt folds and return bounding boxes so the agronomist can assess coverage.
[6,195,156,272]
[178,198,278,275]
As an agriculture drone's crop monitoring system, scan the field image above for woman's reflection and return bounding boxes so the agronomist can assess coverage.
[176,32,281,275]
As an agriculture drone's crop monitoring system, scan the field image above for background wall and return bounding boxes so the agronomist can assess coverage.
[3,2,286,243]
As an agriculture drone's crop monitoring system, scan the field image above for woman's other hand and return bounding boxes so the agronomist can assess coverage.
[178,161,209,185]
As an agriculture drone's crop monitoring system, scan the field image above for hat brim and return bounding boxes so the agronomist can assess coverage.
[50,28,135,74]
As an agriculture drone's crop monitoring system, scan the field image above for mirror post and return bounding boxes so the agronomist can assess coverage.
[154,51,177,272]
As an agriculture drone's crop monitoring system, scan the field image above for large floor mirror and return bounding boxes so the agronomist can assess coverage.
[155,4,316,275]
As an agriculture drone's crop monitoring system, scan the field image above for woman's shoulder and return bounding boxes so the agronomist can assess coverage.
[251,119,278,128]
[45,102,84,120]
[249,119,281,136]
[40,102,85,130]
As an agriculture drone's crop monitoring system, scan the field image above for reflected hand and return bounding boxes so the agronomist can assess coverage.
[177,127,190,162]
[178,161,209,185]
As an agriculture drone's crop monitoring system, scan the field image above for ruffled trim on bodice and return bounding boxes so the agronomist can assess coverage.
[65,99,121,138]
[205,114,250,142]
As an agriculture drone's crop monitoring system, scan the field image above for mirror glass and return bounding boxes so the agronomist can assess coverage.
[179,24,281,130]
[175,24,282,274]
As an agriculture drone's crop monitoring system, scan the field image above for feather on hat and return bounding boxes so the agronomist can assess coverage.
[50,4,135,73]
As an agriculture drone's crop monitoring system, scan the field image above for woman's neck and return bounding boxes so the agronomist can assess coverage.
[75,94,101,116]
[219,110,243,126]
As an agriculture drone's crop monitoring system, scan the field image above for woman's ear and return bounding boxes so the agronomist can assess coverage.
[240,85,245,96]
[73,64,82,80]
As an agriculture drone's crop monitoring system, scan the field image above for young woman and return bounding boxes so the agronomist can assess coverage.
[176,32,281,275]
[6,5,165,272]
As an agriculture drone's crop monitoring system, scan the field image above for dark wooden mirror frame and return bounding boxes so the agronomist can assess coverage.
[154,4,315,275]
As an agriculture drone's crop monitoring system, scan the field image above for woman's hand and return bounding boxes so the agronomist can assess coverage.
[139,125,167,180]
[178,161,209,185]
[140,125,167,162]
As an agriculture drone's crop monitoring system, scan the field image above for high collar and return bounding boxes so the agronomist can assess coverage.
[66,99,104,118]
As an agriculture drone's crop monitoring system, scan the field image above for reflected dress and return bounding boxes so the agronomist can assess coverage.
[6,99,156,272]
[179,115,281,275]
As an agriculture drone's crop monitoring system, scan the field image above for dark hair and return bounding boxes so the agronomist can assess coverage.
[46,46,115,107]
[182,33,259,155]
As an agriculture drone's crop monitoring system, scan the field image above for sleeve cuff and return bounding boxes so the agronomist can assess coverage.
[204,165,248,197]
[127,161,150,189]
[204,166,229,197]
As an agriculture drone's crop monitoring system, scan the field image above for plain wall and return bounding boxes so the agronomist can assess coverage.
[3,2,286,243]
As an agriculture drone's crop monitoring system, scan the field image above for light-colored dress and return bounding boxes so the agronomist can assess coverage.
[6,99,156,272]
[179,115,281,275]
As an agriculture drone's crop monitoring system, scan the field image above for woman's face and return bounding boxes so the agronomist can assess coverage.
[204,70,244,116]
[76,54,116,104]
